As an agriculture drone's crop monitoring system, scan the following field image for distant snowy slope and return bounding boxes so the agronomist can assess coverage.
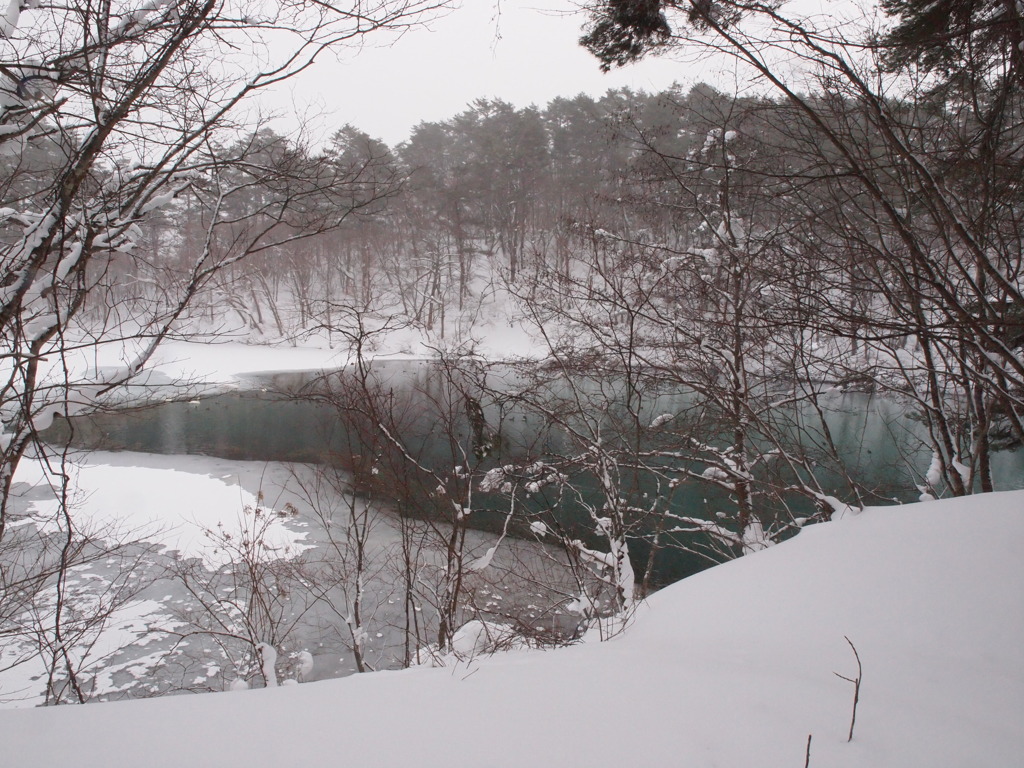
[1,492,1020,767]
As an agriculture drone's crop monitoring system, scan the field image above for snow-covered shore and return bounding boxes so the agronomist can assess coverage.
[1,490,1020,767]
[138,308,541,391]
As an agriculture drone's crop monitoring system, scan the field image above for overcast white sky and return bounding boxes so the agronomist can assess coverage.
[268,1,730,147]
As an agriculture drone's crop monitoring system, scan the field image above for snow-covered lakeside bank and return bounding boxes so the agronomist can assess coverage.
[1,490,1020,767]
[136,308,543,392]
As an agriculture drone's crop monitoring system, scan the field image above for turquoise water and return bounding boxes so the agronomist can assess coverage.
[45,360,1024,582]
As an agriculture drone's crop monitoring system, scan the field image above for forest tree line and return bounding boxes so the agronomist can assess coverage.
[98,74,1022,498]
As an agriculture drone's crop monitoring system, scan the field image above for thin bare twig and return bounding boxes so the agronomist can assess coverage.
[834,635,862,742]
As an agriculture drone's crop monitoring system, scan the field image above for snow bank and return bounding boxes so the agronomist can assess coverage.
[147,340,350,386]
[138,315,540,389]
[0,491,1020,767]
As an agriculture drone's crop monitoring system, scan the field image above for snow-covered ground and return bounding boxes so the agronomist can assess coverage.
[138,297,541,391]
[0,490,1020,767]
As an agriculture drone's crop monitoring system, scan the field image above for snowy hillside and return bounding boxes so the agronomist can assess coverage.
[0,491,1020,767]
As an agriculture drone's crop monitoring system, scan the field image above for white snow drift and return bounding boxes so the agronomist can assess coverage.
[0,490,1019,767]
